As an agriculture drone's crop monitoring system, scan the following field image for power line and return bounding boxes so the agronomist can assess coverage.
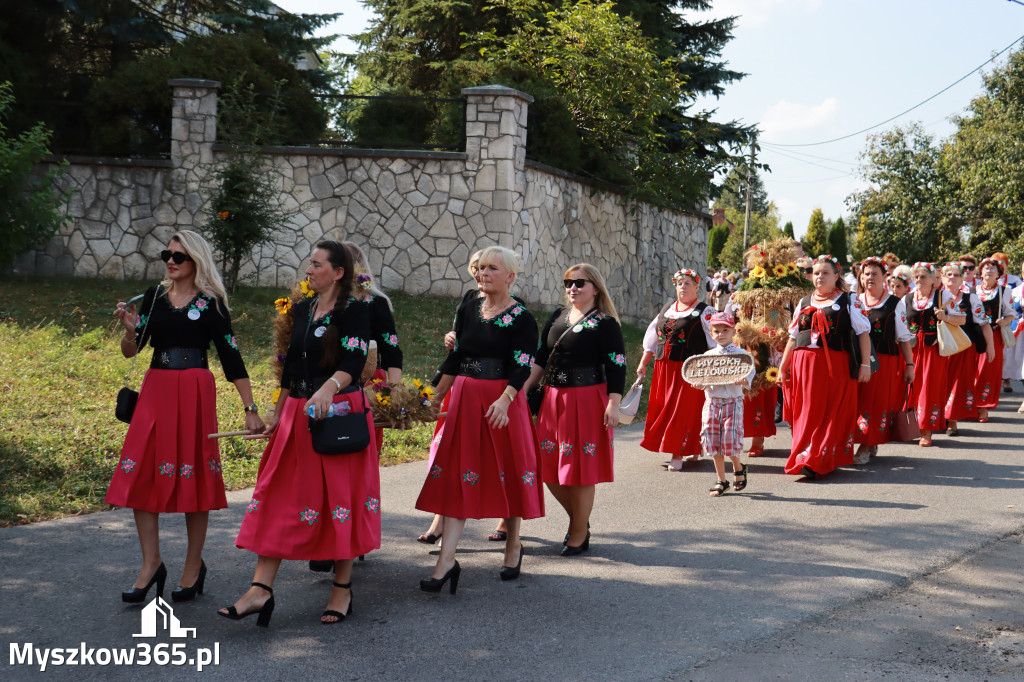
[765,146,858,176]
[761,143,861,167]
[764,32,1024,147]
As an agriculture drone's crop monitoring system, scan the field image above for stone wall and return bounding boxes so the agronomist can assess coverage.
[16,80,709,321]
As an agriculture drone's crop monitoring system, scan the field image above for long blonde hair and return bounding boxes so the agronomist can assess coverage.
[161,230,230,309]
[563,263,619,321]
[343,241,392,310]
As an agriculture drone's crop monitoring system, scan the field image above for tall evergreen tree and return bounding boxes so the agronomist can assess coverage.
[715,164,769,214]
[828,217,849,264]
[802,208,830,258]
[783,221,795,239]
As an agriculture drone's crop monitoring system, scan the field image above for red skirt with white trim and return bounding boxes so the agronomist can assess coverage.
[537,384,614,486]
[743,387,777,438]
[975,331,1003,409]
[640,357,704,457]
[415,376,545,520]
[854,353,905,446]
[105,368,226,513]
[909,340,948,432]
[783,347,857,476]
[234,395,381,561]
[945,348,981,421]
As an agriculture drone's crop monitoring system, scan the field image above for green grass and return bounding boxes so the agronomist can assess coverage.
[0,276,650,526]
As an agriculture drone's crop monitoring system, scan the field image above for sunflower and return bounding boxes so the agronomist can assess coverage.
[412,378,423,390]
[764,367,780,383]
[786,262,799,274]
[751,266,767,278]
[772,264,788,277]
[375,393,391,406]
[274,297,292,316]
[420,385,436,401]
[299,279,315,298]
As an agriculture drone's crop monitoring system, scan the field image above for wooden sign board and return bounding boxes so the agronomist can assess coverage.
[681,351,755,386]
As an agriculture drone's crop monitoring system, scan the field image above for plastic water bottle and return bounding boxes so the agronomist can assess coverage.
[307,402,351,418]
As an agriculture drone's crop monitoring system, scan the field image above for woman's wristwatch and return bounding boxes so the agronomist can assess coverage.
[244,403,259,414]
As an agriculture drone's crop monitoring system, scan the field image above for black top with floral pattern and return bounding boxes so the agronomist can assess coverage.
[366,294,403,370]
[439,297,538,391]
[535,308,627,395]
[279,297,370,389]
[133,285,248,381]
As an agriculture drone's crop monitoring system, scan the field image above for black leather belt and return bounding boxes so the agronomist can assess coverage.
[545,365,606,388]
[290,377,329,398]
[458,357,508,380]
[151,347,208,370]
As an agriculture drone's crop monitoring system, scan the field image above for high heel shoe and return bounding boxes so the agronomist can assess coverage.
[561,533,590,557]
[122,563,167,603]
[321,581,353,624]
[218,582,275,628]
[563,522,590,545]
[500,545,524,580]
[420,560,461,595]
[171,560,206,602]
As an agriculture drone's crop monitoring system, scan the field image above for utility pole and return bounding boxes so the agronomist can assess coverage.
[742,133,757,253]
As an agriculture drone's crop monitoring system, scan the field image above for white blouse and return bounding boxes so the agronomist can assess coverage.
[975,284,1015,321]
[787,293,871,349]
[643,301,717,353]
[945,291,990,325]
[858,292,914,344]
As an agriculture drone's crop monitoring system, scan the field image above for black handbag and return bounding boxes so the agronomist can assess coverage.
[308,386,372,455]
[115,286,159,424]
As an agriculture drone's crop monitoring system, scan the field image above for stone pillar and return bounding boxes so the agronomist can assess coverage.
[168,78,221,231]
[461,85,533,250]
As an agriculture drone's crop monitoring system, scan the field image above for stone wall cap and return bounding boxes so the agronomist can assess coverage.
[168,78,222,89]
[215,143,467,161]
[461,84,534,103]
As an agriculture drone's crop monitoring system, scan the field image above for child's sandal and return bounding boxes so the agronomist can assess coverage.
[733,463,749,491]
[709,480,730,497]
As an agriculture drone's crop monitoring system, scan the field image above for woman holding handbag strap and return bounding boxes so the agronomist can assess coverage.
[904,263,953,446]
[974,258,1015,420]
[108,230,264,604]
[522,264,625,555]
[940,263,994,434]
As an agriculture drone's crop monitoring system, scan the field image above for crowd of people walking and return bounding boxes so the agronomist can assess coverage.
[107,233,1023,626]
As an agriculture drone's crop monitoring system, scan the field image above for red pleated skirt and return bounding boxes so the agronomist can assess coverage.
[537,384,614,486]
[106,369,226,513]
[909,340,948,432]
[640,357,704,457]
[783,347,857,476]
[855,353,906,445]
[975,332,1003,409]
[415,376,545,520]
[743,387,777,438]
[235,396,381,561]
[945,348,981,421]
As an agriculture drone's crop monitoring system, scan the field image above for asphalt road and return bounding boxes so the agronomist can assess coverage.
[2,384,1023,681]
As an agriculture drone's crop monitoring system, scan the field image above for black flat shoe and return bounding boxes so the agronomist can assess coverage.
[122,563,166,603]
[417,533,442,545]
[309,559,334,572]
[171,560,206,602]
[420,560,461,595]
[500,545,524,580]
[321,581,353,625]
[800,466,817,480]
[561,533,590,557]
[218,582,275,628]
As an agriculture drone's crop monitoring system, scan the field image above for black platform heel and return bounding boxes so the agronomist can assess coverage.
[171,560,206,602]
[122,563,167,603]
[321,581,353,624]
[420,560,461,595]
[500,545,524,580]
[218,582,275,628]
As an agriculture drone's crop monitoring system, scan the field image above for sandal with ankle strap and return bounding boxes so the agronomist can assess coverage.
[321,581,353,625]
[733,464,749,491]
[218,582,275,628]
[709,480,730,497]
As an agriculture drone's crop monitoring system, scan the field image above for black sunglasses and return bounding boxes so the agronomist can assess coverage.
[563,278,592,289]
[801,267,813,274]
[961,264,975,271]
[160,250,193,265]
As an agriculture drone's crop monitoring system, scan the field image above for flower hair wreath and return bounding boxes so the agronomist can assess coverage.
[672,268,700,284]
[888,272,910,284]
[815,254,839,266]
[912,261,936,274]
[860,256,886,271]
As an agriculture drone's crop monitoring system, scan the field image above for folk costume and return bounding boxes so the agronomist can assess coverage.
[854,292,914,446]
[106,286,247,513]
[1005,282,1024,382]
[415,297,544,521]
[535,308,627,486]
[364,293,403,455]
[696,342,755,457]
[640,301,716,458]
[235,297,381,561]
[905,289,952,432]
[944,291,989,422]
[975,283,1014,410]
[783,292,870,476]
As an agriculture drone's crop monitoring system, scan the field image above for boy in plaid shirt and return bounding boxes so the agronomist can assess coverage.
[689,312,755,496]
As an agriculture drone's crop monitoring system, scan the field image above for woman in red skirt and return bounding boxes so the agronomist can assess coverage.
[975,258,1014,420]
[905,263,953,446]
[415,246,544,592]
[109,230,264,603]
[220,241,378,626]
[852,257,915,463]
[779,255,872,479]
[522,263,625,555]
[941,263,993,434]
[638,269,716,470]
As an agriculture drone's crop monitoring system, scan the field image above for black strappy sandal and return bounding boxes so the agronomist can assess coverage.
[733,463,749,491]
[218,582,275,628]
[321,581,353,625]
[709,480,730,497]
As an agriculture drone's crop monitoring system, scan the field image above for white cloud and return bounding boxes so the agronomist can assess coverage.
[760,98,840,137]
[702,0,822,28]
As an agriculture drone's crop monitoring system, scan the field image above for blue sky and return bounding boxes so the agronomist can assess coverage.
[277,0,1024,237]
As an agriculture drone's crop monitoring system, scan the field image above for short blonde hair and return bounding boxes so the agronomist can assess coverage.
[467,249,483,277]
[941,263,963,277]
[563,263,619,321]
[476,246,521,276]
